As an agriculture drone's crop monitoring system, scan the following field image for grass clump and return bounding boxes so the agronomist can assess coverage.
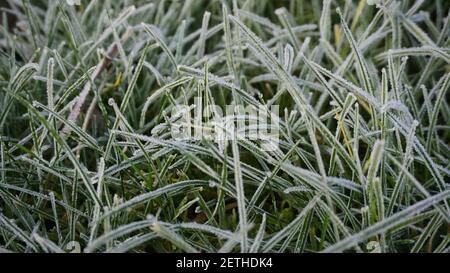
[0,0,449,253]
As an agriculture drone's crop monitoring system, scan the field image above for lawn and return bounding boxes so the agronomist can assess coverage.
[0,0,449,253]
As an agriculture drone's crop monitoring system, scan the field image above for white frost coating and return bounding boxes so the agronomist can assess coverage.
[367,0,381,6]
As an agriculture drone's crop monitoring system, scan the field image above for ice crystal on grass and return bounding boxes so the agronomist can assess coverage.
[0,0,449,253]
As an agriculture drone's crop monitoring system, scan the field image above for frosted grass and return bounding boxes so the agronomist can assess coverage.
[0,0,448,254]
